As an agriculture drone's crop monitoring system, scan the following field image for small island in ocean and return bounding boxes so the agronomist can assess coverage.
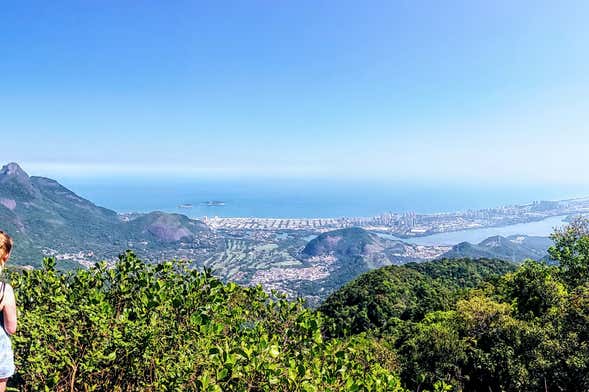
[178,204,193,209]
[201,200,226,206]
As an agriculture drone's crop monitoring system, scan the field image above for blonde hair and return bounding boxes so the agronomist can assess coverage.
[0,231,13,264]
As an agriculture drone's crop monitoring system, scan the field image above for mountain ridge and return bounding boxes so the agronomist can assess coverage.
[0,162,210,265]
[439,234,552,262]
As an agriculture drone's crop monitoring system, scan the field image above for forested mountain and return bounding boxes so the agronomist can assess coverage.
[296,227,451,304]
[0,163,209,265]
[319,258,515,336]
[302,227,386,258]
[316,220,589,391]
[439,235,552,262]
[302,227,439,269]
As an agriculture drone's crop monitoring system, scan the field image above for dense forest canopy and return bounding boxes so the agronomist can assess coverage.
[318,258,516,337]
[319,218,589,391]
[7,219,589,391]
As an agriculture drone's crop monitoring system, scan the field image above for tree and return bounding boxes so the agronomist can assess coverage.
[549,217,589,287]
[499,260,566,319]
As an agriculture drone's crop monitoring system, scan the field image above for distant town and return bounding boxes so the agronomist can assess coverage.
[205,198,589,237]
[4,160,589,302]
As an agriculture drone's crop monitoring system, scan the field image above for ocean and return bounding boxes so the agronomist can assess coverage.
[58,176,589,220]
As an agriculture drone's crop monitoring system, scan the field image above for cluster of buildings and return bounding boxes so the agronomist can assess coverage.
[205,198,589,238]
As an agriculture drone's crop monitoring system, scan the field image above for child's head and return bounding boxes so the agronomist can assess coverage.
[0,231,13,264]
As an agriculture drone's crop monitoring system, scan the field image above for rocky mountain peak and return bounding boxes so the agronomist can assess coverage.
[0,162,39,199]
[0,162,29,180]
[302,227,383,257]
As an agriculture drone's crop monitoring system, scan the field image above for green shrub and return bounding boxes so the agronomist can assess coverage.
[9,252,404,391]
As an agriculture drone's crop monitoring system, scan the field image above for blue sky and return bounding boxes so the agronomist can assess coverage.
[1,1,588,184]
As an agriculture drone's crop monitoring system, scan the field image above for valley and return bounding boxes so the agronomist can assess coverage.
[0,162,573,303]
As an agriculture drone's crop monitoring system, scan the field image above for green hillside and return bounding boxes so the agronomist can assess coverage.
[298,227,444,303]
[317,220,589,391]
[439,235,552,262]
[319,258,515,337]
[404,258,516,288]
[0,163,210,266]
[302,227,385,258]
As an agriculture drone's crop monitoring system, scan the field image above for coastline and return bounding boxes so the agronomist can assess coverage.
[204,198,589,239]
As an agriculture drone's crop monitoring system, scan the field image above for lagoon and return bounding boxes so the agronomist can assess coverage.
[405,215,568,246]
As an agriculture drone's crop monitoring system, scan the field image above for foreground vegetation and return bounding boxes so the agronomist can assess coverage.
[321,219,589,391]
[10,252,409,391]
[6,219,589,391]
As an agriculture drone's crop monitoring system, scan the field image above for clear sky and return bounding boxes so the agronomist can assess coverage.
[1,1,588,185]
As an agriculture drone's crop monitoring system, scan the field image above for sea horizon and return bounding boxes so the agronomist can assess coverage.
[58,176,589,220]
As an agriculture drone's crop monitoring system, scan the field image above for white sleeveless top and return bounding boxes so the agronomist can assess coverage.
[0,282,15,378]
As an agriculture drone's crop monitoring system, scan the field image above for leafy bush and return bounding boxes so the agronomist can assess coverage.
[9,251,405,391]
